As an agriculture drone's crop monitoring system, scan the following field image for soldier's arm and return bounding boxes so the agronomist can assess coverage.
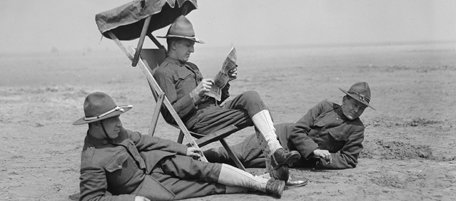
[317,128,364,169]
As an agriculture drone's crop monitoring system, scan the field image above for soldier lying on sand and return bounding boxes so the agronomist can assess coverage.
[204,82,375,172]
[73,92,288,201]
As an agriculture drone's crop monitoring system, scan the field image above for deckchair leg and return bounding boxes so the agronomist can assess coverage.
[148,92,164,136]
[177,131,185,144]
[220,139,246,171]
[132,16,152,67]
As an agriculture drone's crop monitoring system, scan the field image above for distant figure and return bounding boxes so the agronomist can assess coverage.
[73,92,287,201]
[204,82,375,169]
[153,15,300,180]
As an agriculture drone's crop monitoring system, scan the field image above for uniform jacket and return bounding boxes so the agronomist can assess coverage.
[153,57,230,127]
[79,127,188,201]
[285,100,365,169]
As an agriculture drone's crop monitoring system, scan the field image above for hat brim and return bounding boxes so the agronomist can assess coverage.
[157,35,204,44]
[339,88,375,110]
[73,105,132,125]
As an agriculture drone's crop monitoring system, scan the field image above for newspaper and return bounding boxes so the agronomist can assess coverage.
[204,47,237,101]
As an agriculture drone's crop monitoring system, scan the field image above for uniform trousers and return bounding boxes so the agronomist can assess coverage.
[203,127,318,168]
[150,155,226,199]
[188,91,267,134]
[204,132,267,167]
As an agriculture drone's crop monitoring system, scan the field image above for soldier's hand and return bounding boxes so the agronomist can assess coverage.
[186,147,202,159]
[228,67,238,82]
[313,149,332,164]
[135,196,151,201]
[194,79,213,97]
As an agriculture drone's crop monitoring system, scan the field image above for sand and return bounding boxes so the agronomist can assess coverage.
[1,43,455,200]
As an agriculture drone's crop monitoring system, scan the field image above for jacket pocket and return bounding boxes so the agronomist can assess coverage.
[175,71,197,90]
[176,69,196,81]
[105,152,138,191]
[310,119,329,137]
[314,115,334,128]
[105,152,129,172]
[328,125,349,141]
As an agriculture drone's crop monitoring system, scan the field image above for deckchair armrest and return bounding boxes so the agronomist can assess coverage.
[168,124,241,147]
[194,125,240,147]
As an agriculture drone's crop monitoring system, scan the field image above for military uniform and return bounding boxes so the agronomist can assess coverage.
[153,57,266,134]
[205,100,365,169]
[79,127,225,201]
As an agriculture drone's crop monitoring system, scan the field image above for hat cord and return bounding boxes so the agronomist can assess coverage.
[348,91,370,103]
[84,106,124,121]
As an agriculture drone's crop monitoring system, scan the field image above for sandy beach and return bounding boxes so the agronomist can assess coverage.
[1,43,455,200]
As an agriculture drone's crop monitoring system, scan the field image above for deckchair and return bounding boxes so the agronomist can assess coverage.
[95,0,246,170]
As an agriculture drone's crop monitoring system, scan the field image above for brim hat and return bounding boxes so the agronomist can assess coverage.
[73,92,132,125]
[339,82,375,110]
[157,15,204,44]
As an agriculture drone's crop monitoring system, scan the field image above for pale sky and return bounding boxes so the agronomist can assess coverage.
[0,0,455,53]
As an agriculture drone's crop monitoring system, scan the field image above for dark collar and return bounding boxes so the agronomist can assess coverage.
[85,127,128,147]
[334,105,351,122]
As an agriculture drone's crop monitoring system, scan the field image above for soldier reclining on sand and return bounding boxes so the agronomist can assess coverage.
[204,82,375,172]
[73,92,288,201]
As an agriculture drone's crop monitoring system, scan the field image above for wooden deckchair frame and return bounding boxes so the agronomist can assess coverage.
[107,30,206,160]
[106,15,247,170]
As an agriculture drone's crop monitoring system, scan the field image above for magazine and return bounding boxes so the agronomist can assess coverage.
[204,47,237,101]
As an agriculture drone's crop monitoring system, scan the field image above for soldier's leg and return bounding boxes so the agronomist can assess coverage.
[223,91,301,167]
[155,155,285,198]
[189,106,253,134]
[149,165,226,200]
[204,133,266,167]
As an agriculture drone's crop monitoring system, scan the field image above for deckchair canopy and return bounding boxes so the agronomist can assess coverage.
[95,0,198,41]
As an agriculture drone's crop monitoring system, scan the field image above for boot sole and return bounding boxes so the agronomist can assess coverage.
[286,179,308,187]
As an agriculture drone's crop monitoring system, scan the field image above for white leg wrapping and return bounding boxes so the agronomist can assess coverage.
[217,164,268,192]
[252,110,282,154]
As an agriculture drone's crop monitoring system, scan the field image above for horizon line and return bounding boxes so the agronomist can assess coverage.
[1,40,455,55]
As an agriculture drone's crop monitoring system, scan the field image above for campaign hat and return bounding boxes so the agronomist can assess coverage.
[339,82,375,110]
[73,92,132,125]
[157,15,203,43]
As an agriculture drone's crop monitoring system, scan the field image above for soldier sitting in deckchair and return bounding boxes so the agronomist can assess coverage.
[153,15,300,181]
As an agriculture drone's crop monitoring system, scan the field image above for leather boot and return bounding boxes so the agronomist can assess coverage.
[270,165,290,182]
[266,179,286,198]
[271,148,301,166]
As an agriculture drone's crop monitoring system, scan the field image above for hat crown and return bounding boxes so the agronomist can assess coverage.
[347,82,371,103]
[83,92,117,118]
[167,15,196,38]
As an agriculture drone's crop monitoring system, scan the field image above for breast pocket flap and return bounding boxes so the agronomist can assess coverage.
[105,153,129,173]
[328,127,349,141]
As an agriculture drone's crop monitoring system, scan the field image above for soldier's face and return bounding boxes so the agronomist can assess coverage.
[341,96,366,120]
[173,39,195,62]
[101,116,122,139]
